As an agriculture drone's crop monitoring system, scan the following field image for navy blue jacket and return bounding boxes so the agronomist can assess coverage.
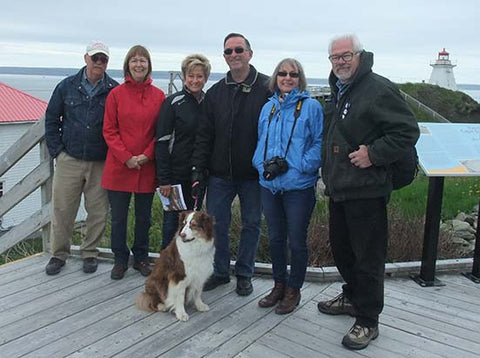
[45,66,118,160]
[192,65,270,180]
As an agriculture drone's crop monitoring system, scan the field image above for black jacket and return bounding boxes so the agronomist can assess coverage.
[45,67,118,160]
[321,51,420,201]
[192,65,270,180]
[155,88,203,184]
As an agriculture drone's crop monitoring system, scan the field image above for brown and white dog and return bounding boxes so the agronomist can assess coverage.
[135,211,215,321]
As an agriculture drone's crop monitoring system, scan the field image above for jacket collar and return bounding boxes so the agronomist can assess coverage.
[225,64,259,89]
[72,66,117,93]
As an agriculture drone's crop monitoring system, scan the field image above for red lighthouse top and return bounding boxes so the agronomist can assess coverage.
[438,48,449,60]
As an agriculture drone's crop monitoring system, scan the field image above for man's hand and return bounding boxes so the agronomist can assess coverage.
[191,168,206,199]
[348,145,372,168]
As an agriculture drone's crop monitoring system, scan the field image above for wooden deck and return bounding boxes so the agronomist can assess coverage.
[0,254,479,358]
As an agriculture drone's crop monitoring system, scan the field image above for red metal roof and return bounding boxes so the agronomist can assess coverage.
[0,82,47,123]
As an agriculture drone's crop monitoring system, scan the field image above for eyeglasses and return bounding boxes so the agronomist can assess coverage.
[129,57,148,65]
[277,71,300,78]
[91,54,109,64]
[328,51,360,63]
[223,47,246,55]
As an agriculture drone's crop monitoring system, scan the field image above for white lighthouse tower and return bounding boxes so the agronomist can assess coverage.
[429,48,457,91]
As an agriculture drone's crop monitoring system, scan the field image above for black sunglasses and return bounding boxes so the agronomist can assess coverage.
[277,71,300,78]
[223,47,246,55]
[91,54,109,64]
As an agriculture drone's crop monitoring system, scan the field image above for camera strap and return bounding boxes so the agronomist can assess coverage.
[263,99,303,160]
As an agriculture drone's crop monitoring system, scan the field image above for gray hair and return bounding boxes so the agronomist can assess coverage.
[328,34,364,54]
[269,58,307,93]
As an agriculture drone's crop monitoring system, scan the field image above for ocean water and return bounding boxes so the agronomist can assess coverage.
[0,73,478,103]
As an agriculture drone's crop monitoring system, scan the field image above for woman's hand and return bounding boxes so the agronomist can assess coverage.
[137,154,149,166]
[126,156,141,170]
[158,185,172,197]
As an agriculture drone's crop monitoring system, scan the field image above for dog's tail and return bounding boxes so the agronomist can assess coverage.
[135,292,158,312]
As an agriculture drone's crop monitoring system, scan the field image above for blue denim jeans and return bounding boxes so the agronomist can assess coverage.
[261,186,316,289]
[206,176,261,278]
[108,190,154,265]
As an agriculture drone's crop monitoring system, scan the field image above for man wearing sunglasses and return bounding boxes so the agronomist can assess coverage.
[45,41,118,276]
[191,33,270,296]
[318,34,419,350]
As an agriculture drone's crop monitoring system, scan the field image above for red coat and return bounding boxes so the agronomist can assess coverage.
[102,77,165,193]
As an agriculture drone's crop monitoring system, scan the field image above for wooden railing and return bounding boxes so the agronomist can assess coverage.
[0,116,53,254]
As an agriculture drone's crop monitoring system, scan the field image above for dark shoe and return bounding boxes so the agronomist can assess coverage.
[133,261,152,277]
[258,282,285,307]
[111,263,128,280]
[203,274,231,291]
[317,292,357,316]
[45,257,65,275]
[83,257,98,273]
[236,275,253,296]
[275,287,301,315]
[342,323,379,350]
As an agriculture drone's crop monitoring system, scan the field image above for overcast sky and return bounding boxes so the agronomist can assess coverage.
[1,0,479,84]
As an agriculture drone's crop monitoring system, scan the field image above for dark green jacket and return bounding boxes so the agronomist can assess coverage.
[321,51,420,201]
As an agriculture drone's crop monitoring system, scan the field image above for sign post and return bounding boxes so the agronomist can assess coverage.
[411,123,480,286]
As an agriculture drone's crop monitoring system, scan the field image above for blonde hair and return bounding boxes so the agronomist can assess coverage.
[181,54,211,79]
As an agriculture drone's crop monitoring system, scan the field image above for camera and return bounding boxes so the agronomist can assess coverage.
[263,156,288,181]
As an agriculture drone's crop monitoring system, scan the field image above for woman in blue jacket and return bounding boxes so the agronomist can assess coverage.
[253,58,323,314]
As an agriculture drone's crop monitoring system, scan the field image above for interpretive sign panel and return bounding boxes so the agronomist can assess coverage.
[417,122,480,176]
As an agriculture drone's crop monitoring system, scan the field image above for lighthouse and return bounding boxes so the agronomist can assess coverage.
[429,48,457,91]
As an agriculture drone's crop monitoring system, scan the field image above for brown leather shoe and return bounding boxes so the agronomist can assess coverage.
[258,282,285,308]
[111,263,128,280]
[133,261,152,277]
[275,287,301,315]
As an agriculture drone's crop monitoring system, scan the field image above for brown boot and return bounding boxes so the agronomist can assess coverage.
[258,282,285,308]
[275,287,301,315]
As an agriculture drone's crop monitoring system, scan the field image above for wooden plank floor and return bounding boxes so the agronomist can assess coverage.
[0,254,479,358]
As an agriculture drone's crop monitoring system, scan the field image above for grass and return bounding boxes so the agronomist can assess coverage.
[1,174,478,266]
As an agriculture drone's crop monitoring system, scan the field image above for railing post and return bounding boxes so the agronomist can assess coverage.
[39,139,53,253]
[410,176,446,286]
[462,200,480,283]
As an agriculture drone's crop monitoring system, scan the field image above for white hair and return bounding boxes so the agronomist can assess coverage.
[328,34,364,54]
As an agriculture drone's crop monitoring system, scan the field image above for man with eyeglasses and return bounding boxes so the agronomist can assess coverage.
[318,34,419,350]
[191,33,270,296]
[45,41,118,276]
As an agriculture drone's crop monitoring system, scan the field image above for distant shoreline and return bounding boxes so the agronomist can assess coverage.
[1,67,479,90]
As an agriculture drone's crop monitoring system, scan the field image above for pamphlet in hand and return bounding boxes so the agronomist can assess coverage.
[156,184,187,211]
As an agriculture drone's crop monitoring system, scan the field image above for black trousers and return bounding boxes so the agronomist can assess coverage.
[108,190,154,265]
[329,197,388,327]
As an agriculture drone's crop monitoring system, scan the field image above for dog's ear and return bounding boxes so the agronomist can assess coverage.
[179,211,189,223]
[199,212,215,239]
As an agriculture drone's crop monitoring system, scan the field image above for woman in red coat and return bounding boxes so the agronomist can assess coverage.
[102,45,165,280]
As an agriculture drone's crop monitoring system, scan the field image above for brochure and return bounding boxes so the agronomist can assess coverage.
[156,184,187,211]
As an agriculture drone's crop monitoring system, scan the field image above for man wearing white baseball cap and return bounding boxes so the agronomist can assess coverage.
[45,41,119,275]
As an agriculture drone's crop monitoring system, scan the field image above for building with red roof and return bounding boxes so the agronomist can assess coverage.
[0,82,47,123]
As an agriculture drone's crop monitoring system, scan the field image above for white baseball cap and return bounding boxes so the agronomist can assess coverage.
[86,41,110,57]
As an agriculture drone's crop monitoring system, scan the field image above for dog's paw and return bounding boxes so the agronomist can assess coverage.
[195,302,210,312]
[175,310,189,322]
[157,303,167,312]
